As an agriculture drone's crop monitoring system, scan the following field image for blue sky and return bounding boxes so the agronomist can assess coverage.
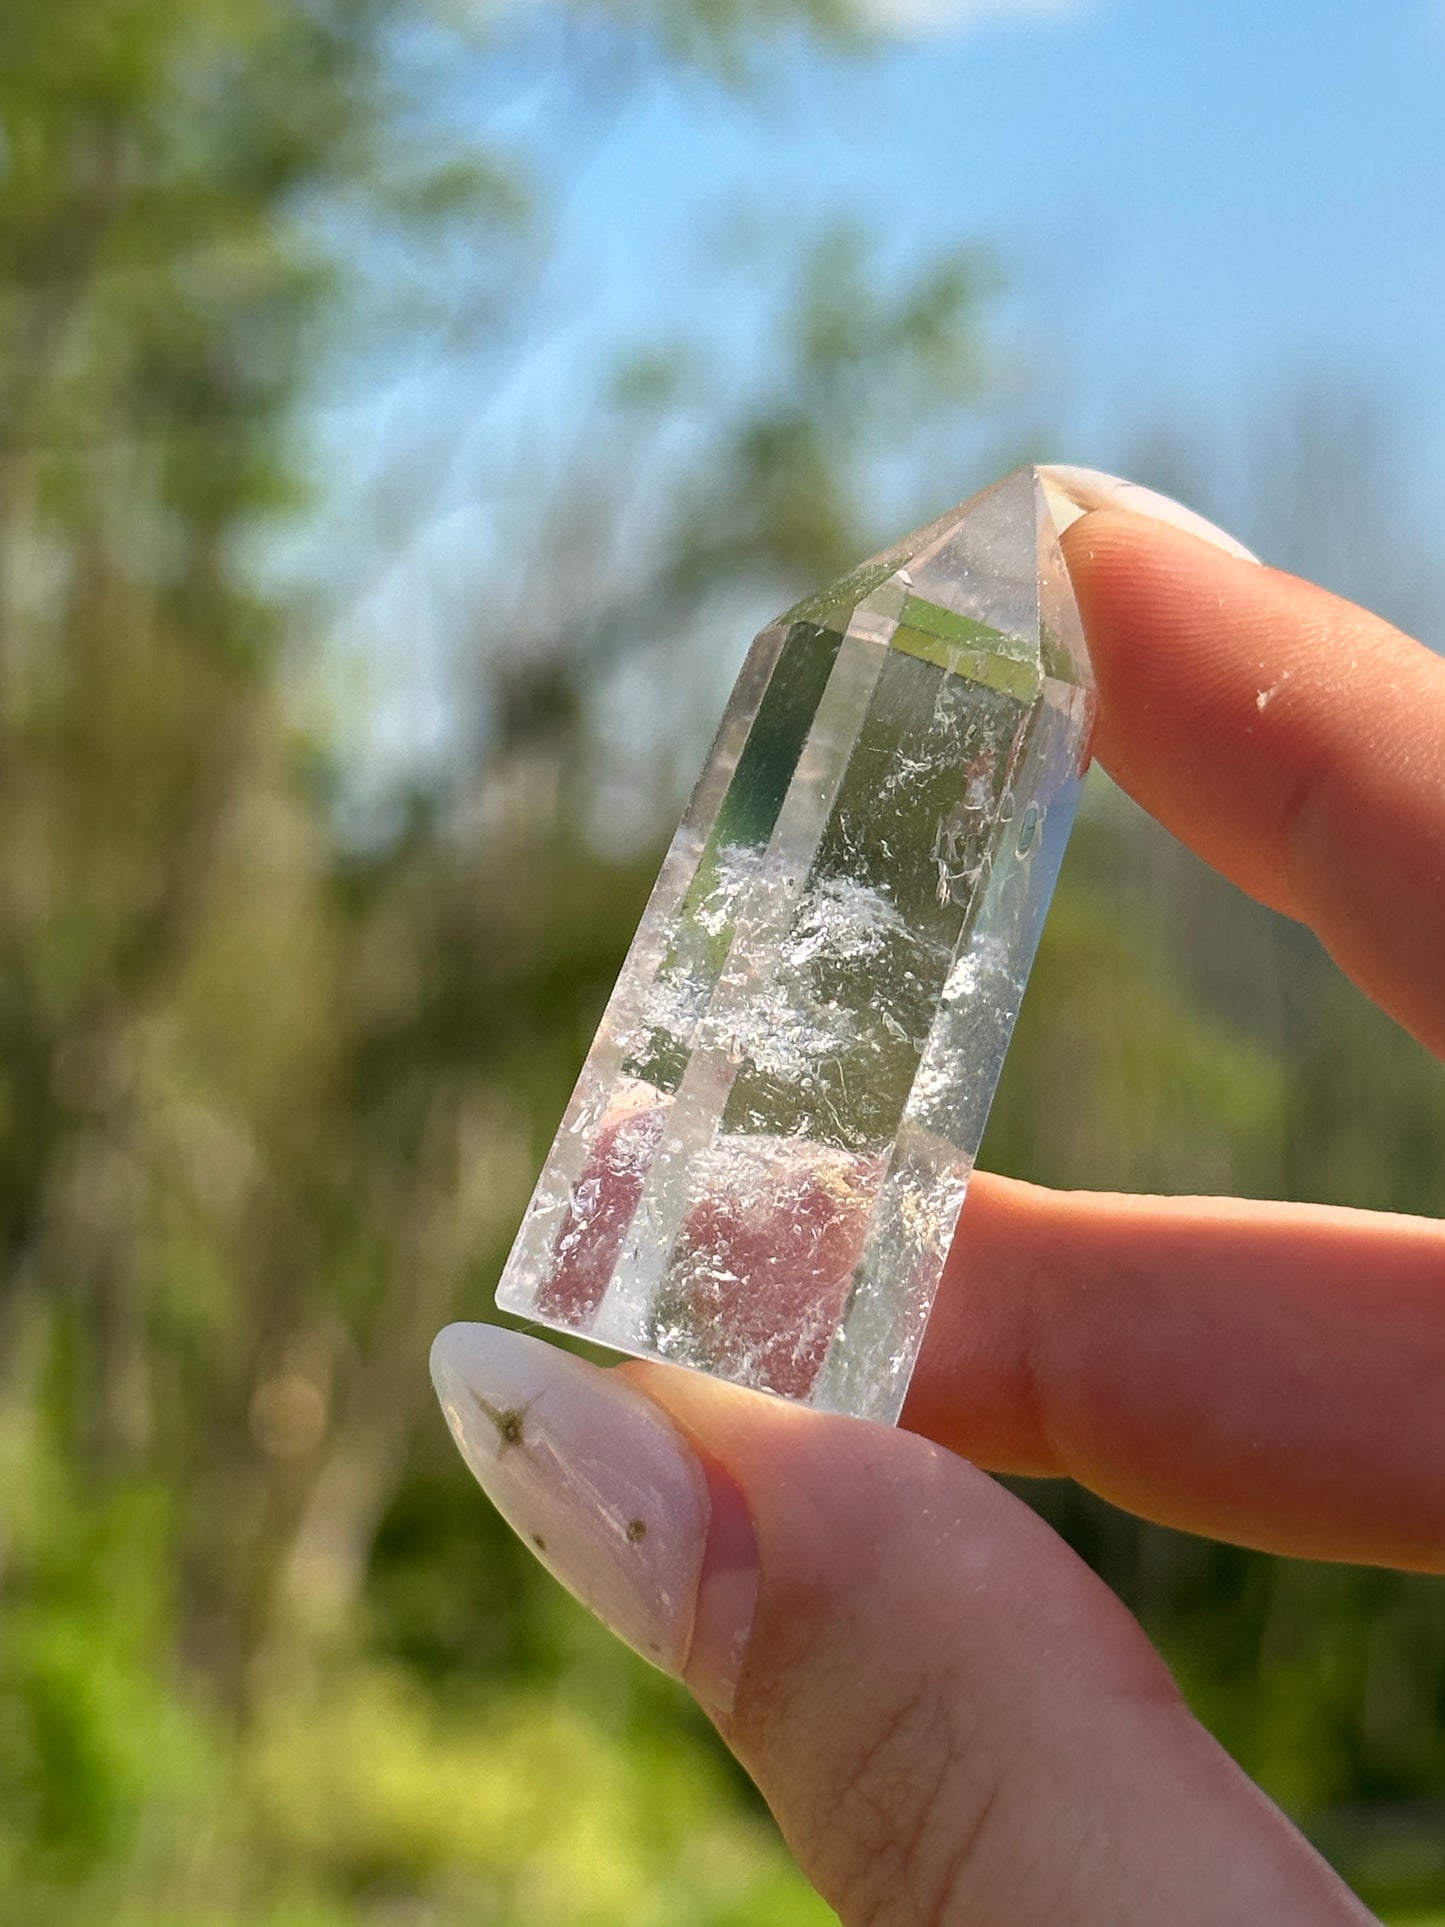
[324,0,1445,793]
[536,0,1445,530]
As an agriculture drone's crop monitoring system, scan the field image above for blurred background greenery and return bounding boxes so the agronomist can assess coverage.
[0,1,1442,1922]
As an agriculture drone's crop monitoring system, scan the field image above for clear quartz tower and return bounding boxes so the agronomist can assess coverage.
[495,467,1096,1424]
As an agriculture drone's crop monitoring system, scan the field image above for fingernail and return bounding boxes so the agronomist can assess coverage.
[1039,464,1261,563]
[430,1323,757,1714]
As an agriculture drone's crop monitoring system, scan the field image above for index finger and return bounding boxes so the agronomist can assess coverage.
[1059,509,1445,1059]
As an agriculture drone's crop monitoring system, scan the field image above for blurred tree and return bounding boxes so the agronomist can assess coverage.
[0,0,538,1707]
[0,3,1001,1920]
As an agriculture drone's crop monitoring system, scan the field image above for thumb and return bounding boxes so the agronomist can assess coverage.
[432,1325,1373,1927]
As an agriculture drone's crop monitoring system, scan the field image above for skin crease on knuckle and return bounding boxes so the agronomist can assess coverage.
[770,1667,1001,1927]
[712,1481,1007,1927]
[719,1502,1138,1924]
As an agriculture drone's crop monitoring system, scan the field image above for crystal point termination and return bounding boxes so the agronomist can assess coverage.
[495,467,1096,1425]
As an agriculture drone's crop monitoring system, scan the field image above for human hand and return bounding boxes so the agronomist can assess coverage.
[432,492,1445,1925]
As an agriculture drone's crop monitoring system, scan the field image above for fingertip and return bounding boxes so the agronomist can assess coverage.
[1059,510,1344,911]
[1058,504,1445,1060]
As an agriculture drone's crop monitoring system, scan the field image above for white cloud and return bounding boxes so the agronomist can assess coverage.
[853,0,1091,38]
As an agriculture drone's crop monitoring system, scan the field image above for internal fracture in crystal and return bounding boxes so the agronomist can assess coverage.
[495,467,1096,1425]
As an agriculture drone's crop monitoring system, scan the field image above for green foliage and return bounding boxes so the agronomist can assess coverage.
[988,843,1288,1197]
[0,1483,204,1878]
[246,1665,821,1924]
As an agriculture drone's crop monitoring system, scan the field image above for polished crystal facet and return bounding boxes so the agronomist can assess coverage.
[495,467,1095,1424]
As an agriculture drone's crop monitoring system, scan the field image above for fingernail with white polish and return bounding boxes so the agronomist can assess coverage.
[430,1323,757,1714]
[1039,464,1261,563]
